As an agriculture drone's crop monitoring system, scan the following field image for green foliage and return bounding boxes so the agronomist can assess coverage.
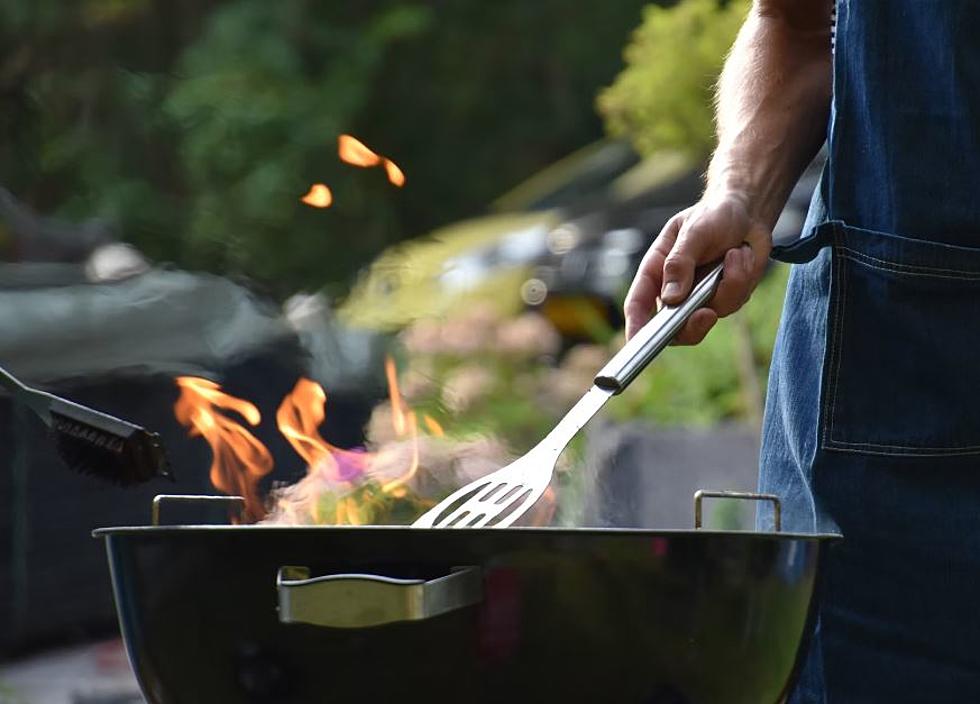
[161,1,432,287]
[598,0,751,158]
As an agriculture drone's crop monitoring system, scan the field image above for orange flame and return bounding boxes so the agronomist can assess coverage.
[385,356,408,435]
[338,134,405,187]
[382,159,406,187]
[338,134,381,167]
[380,410,419,493]
[270,367,423,523]
[377,355,420,492]
[423,414,444,437]
[174,356,444,525]
[173,377,273,522]
[275,378,369,485]
[300,183,333,208]
[170,360,558,527]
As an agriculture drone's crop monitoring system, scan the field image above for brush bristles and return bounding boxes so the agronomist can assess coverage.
[55,420,127,453]
[49,407,173,486]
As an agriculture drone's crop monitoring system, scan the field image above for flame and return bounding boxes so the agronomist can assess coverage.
[173,377,273,522]
[423,414,444,437]
[173,359,558,527]
[376,355,420,492]
[382,159,406,187]
[300,183,333,208]
[275,378,369,485]
[174,356,439,525]
[276,357,422,512]
[338,134,382,167]
[380,410,419,493]
[385,356,408,435]
[338,134,405,187]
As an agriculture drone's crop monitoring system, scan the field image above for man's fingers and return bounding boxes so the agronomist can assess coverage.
[624,267,662,340]
[625,199,772,345]
[661,250,697,304]
[624,214,683,339]
[671,308,718,346]
[709,245,756,317]
[674,240,765,344]
[661,224,719,305]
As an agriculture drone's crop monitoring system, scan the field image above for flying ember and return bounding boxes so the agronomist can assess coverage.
[300,183,333,208]
[338,134,405,187]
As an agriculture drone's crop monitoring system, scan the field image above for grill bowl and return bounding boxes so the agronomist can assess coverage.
[95,520,838,704]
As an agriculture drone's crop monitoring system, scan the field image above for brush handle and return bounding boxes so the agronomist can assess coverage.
[594,262,724,394]
[49,396,143,436]
[0,363,30,394]
[0,363,55,424]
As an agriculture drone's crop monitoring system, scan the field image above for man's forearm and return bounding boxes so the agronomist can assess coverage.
[706,0,834,229]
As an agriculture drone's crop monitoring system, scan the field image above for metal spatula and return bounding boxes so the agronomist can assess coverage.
[412,263,724,529]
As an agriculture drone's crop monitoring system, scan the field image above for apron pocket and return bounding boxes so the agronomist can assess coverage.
[822,223,980,456]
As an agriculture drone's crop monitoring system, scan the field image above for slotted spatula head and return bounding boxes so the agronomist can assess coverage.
[413,387,615,529]
[412,445,557,528]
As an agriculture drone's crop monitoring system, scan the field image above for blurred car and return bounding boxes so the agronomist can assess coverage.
[338,139,823,341]
[336,139,643,331]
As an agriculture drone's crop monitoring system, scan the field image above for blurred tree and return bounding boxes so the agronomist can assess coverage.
[597,0,751,158]
[356,1,657,249]
[160,1,432,289]
[0,0,654,297]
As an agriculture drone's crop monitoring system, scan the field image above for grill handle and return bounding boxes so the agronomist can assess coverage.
[277,566,483,629]
[694,490,782,532]
[595,262,724,394]
[151,494,245,526]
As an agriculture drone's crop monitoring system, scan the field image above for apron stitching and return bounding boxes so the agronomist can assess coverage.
[821,245,838,446]
[819,249,834,447]
[830,438,980,450]
[838,246,980,279]
[826,239,980,455]
[826,441,980,456]
[826,237,848,448]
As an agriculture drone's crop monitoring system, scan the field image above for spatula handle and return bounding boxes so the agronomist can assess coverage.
[594,262,724,394]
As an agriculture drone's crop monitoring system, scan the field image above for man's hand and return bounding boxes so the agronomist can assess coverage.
[623,0,832,345]
[623,192,772,344]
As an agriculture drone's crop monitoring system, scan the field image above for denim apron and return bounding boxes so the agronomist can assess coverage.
[759,1,980,701]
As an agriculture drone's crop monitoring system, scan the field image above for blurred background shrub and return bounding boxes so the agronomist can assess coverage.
[0,0,657,297]
[598,0,751,158]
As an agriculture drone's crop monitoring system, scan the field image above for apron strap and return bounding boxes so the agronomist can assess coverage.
[772,170,837,264]
[772,221,837,264]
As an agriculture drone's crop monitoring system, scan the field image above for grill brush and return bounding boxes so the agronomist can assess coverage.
[0,363,173,486]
